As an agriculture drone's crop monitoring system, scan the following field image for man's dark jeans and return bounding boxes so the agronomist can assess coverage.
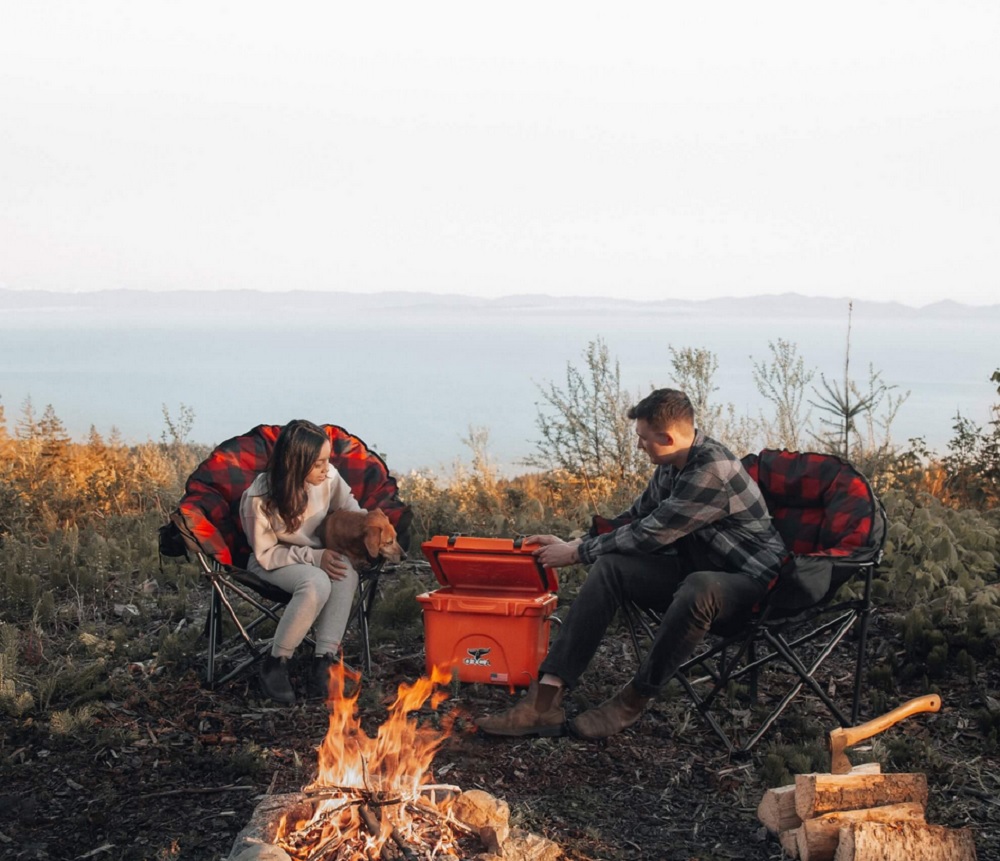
[539,551,769,698]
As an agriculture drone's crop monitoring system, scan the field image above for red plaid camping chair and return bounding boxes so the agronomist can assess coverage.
[160,423,411,687]
[617,449,886,753]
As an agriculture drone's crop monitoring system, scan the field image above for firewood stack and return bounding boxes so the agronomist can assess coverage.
[756,696,976,861]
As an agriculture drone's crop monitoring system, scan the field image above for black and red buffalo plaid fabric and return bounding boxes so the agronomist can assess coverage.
[743,449,884,609]
[175,424,410,569]
[741,449,881,559]
[590,449,884,612]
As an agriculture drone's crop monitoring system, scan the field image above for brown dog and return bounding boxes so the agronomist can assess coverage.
[319,507,405,569]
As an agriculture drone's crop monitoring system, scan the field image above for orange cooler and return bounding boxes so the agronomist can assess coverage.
[418,536,559,686]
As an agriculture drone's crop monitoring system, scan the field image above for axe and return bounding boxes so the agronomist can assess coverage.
[828,694,942,774]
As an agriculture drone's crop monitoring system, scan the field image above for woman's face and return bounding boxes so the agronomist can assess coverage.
[305,440,332,486]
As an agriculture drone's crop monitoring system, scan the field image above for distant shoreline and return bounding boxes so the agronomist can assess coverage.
[2,287,998,318]
[2,290,997,474]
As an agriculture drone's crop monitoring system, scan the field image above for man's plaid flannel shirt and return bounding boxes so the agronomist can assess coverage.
[576,431,785,586]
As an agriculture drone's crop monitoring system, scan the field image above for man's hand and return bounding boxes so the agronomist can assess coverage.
[524,535,581,569]
[320,549,351,580]
[523,534,562,547]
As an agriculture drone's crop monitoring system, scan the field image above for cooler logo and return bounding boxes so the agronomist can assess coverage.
[464,647,491,666]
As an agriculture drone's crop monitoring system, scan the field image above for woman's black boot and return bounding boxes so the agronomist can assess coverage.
[309,653,340,700]
[259,654,295,705]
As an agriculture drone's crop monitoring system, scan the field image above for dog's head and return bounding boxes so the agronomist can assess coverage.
[363,508,406,564]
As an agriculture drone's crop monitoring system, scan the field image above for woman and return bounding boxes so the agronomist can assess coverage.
[239,419,362,704]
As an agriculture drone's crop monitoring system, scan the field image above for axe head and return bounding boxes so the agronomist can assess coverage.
[827,728,854,775]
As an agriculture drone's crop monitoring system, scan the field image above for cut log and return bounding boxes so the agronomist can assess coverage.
[833,821,977,861]
[840,762,882,776]
[796,802,926,861]
[759,764,882,834]
[795,773,928,821]
[780,827,801,859]
[759,785,800,835]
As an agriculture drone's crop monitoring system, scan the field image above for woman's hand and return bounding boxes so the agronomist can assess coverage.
[320,549,351,580]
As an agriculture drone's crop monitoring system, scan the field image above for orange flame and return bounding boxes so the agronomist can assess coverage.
[275,662,462,860]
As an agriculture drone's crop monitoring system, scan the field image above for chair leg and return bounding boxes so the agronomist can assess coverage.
[672,667,739,754]
[354,570,382,676]
[851,564,875,724]
[207,589,221,688]
[356,577,371,676]
[203,570,306,688]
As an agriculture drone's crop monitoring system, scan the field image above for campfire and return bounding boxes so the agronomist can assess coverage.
[272,663,473,860]
[228,663,562,861]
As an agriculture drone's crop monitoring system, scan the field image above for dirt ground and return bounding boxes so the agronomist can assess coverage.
[2,561,998,861]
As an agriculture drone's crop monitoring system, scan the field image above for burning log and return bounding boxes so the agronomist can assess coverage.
[358,803,420,861]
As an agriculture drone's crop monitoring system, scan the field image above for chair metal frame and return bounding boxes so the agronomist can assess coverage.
[618,449,886,754]
[174,517,390,687]
[623,557,875,753]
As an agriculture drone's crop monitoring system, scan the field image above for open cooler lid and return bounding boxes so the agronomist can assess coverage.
[421,535,559,593]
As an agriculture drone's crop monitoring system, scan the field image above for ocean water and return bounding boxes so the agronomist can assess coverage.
[1,295,996,475]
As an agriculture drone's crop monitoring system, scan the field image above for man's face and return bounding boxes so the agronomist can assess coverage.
[634,418,676,465]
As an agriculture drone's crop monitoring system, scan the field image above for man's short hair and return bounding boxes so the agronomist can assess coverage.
[627,388,695,430]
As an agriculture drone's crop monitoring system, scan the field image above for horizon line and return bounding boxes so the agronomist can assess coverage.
[1,285,997,312]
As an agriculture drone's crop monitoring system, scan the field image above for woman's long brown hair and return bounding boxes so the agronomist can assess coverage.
[262,419,328,533]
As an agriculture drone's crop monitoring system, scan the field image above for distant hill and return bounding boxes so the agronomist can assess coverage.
[2,288,998,324]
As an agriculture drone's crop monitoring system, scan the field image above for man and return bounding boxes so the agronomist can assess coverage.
[476,388,786,740]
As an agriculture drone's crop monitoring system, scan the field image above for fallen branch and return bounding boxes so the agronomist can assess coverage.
[74,845,115,860]
[137,784,256,800]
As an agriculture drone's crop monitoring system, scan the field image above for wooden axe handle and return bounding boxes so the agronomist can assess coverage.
[832,694,942,749]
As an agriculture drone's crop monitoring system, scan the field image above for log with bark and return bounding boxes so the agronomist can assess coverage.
[796,802,926,861]
[758,762,976,861]
[833,821,977,861]
[794,772,928,821]
[758,764,882,835]
[779,827,801,859]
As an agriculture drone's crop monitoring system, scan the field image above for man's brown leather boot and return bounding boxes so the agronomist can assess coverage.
[475,680,566,737]
[570,683,649,739]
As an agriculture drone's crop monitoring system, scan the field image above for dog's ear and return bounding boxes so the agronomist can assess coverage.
[364,522,382,559]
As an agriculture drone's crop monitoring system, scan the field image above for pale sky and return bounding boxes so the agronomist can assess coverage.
[1,1,998,306]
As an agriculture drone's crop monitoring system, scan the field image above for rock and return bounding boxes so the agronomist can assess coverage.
[226,793,308,859]
[451,788,511,854]
[230,845,293,861]
[503,828,564,861]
